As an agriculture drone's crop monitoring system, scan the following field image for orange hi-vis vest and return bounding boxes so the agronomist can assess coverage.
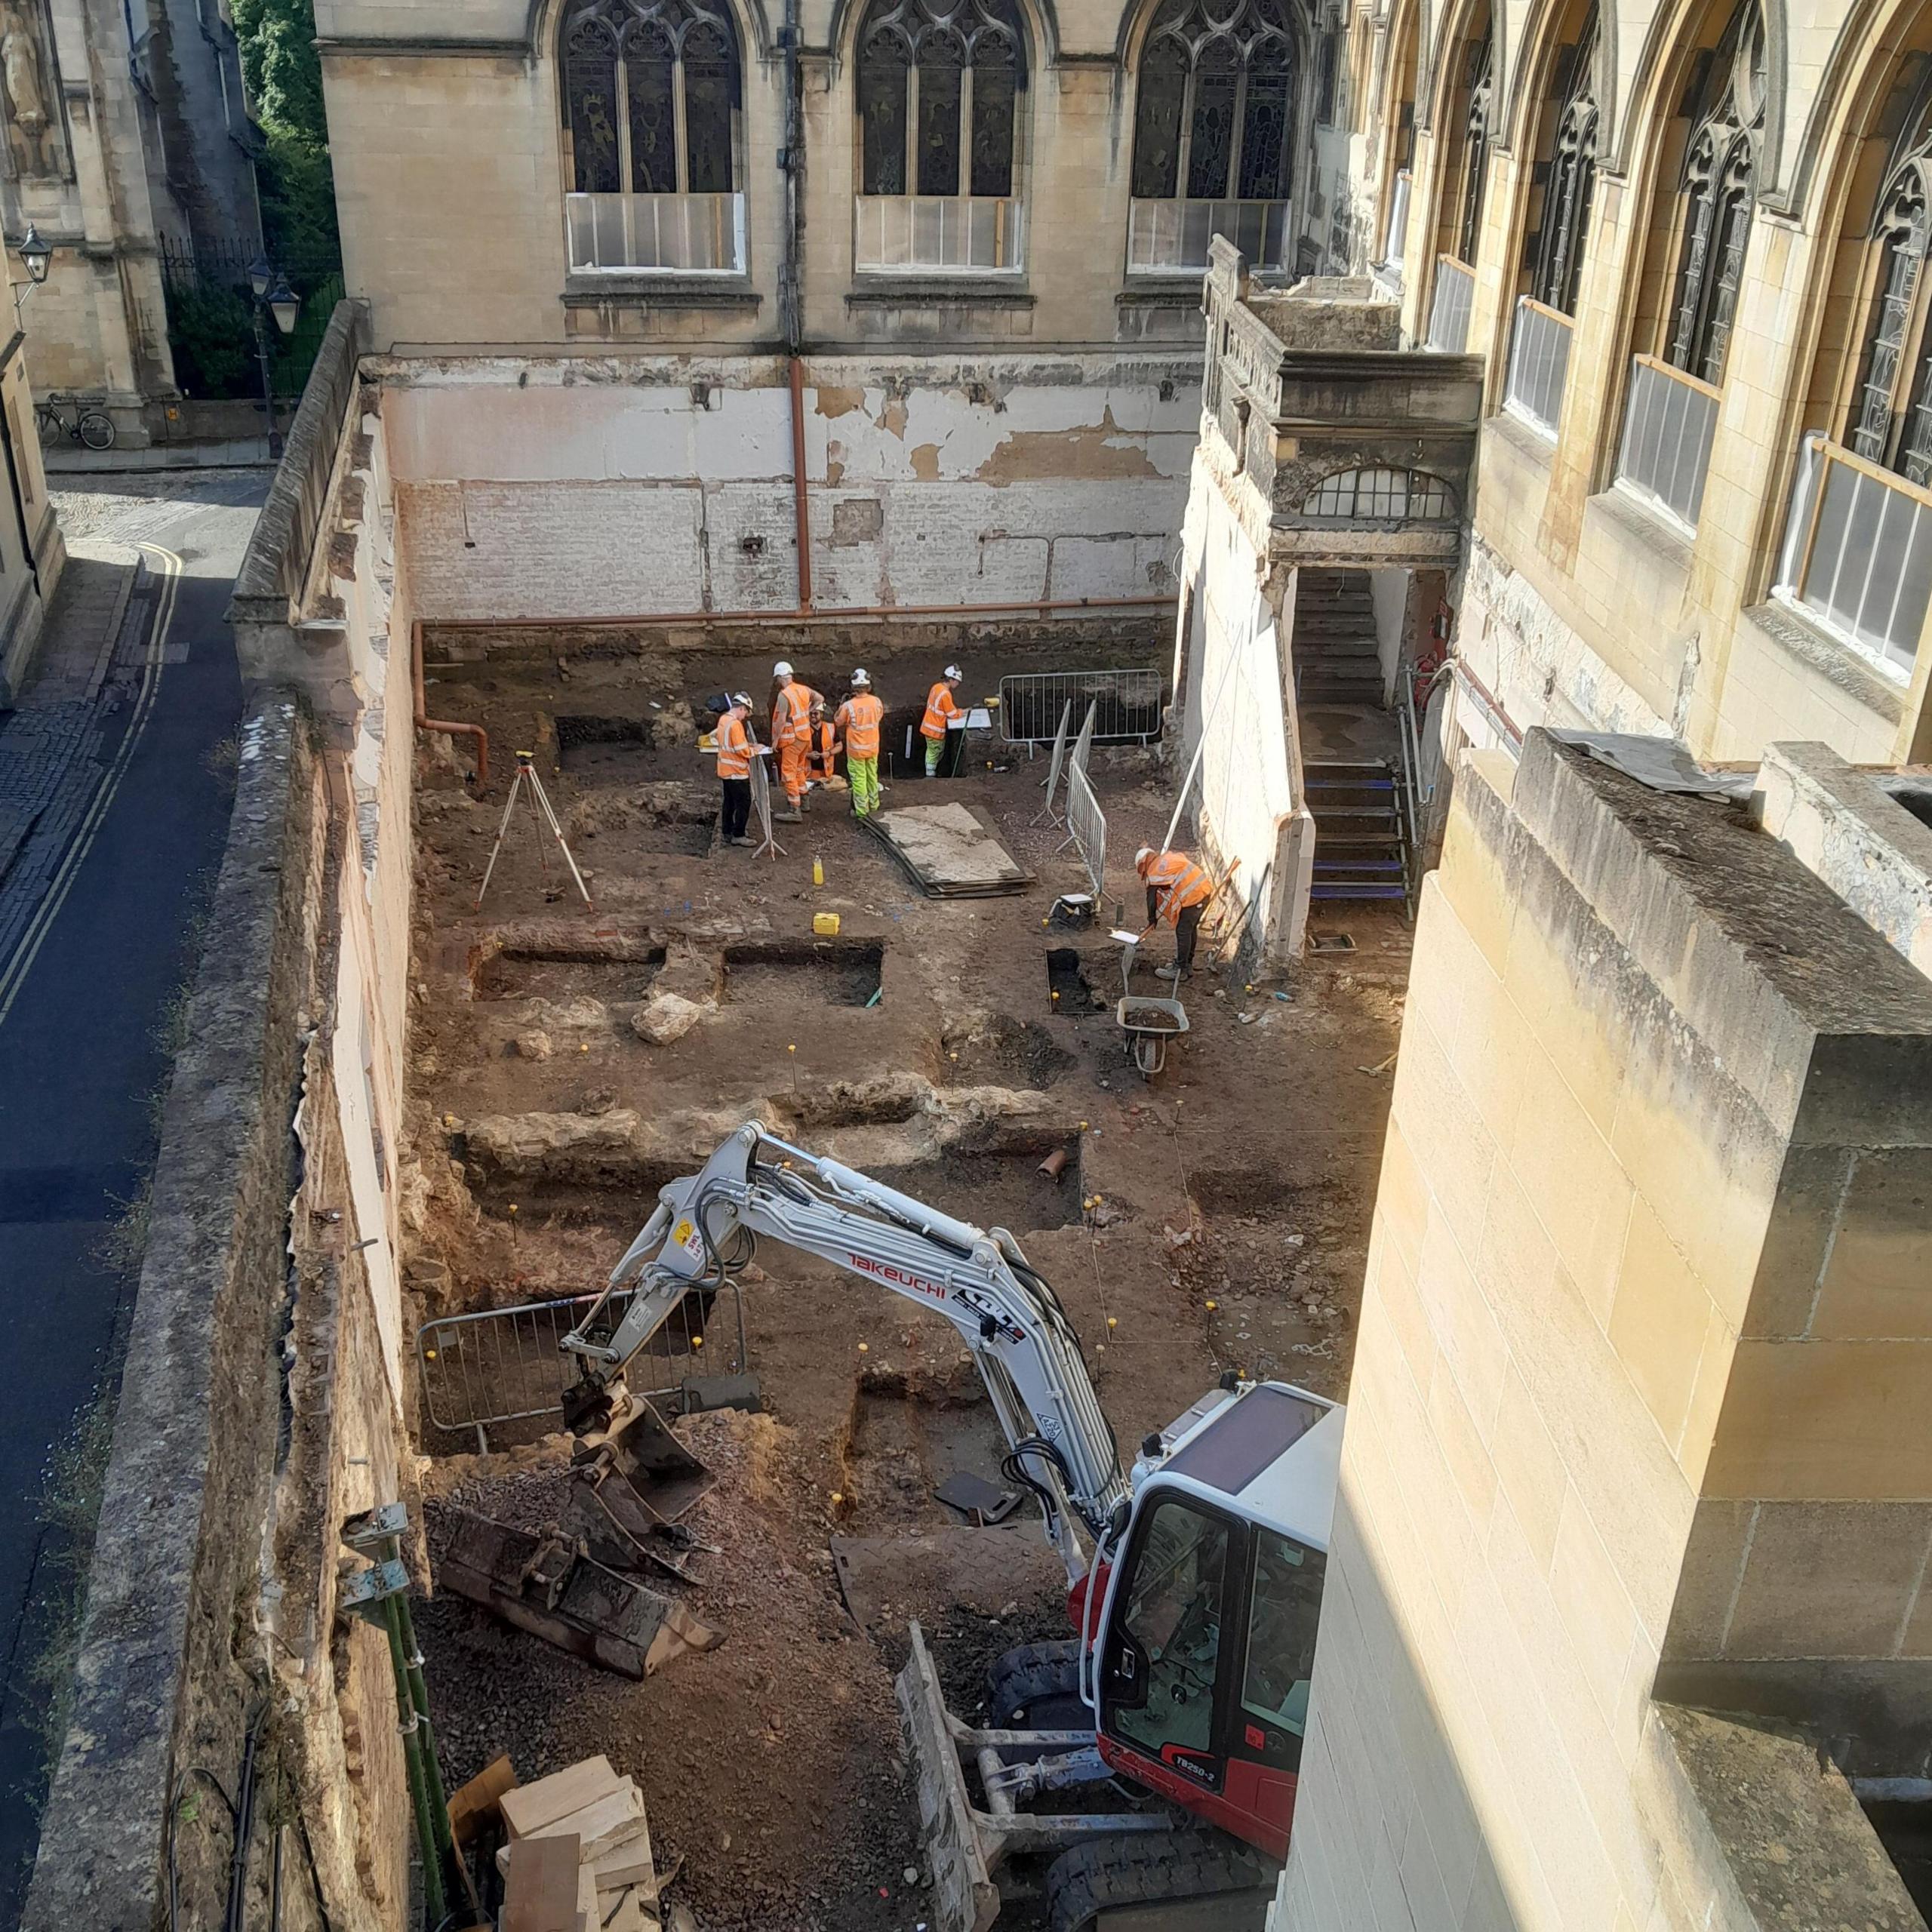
[1144,850,1214,924]
[838,692,884,760]
[715,712,752,779]
[774,683,819,746]
[809,720,838,777]
[921,681,961,739]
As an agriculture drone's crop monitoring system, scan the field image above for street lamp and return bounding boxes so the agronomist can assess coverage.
[11,223,50,324]
[248,262,300,457]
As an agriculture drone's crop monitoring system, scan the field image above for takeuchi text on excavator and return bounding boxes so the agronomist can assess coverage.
[554,1121,1344,1932]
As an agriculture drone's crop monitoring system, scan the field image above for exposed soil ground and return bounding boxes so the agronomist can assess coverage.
[401,645,1410,1930]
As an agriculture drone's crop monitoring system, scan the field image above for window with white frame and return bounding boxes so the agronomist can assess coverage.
[854,0,1026,272]
[1126,0,1301,273]
[561,0,746,273]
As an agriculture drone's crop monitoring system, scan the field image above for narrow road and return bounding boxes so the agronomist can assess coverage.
[0,472,263,1924]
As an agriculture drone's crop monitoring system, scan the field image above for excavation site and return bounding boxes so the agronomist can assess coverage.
[398,621,1409,1932]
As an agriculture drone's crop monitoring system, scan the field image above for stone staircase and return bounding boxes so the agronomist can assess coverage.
[1294,569,1385,706]
[1305,759,1411,908]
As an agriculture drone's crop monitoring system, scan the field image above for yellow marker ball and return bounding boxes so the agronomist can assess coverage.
[579,1042,589,1054]
[508,1204,519,1216]
[1078,1120,1089,1131]
[1106,1317,1117,1330]
[425,1348,438,1360]
[691,1335,703,1348]
[1205,1299,1217,1311]
[1051,990,1060,1001]
[831,1491,844,1505]
[858,1341,869,1353]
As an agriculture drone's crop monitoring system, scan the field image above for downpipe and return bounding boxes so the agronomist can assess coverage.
[411,617,490,789]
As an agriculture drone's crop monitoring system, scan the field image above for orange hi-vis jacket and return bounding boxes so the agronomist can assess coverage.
[1143,850,1214,924]
[809,720,838,777]
[921,681,961,740]
[837,692,884,759]
[773,682,819,747]
[715,712,752,779]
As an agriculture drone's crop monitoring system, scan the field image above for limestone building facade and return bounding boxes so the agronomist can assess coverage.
[2,0,263,439]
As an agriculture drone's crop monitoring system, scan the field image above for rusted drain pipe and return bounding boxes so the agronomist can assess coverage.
[789,354,814,612]
[411,617,490,788]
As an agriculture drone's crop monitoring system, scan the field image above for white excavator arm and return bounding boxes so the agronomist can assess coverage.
[559,1121,1126,1581]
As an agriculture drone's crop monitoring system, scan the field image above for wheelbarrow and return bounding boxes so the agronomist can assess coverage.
[1111,931,1189,1078]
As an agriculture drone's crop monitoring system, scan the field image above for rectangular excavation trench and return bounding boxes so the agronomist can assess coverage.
[555,713,694,784]
[721,938,884,1008]
[472,945,666,1001]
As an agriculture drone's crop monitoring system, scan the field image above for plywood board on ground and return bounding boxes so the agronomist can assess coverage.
[864,803,1033,896]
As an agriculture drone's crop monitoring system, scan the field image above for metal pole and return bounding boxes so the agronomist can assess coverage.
[383,1598,448,1928]
[1160,634,1244,857]
[253,302,282,459]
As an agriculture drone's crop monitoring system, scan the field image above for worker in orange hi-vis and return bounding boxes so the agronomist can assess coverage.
[770,660,820,822]
[1134,844,1217,981]
[807,698,840,786]
[835,668,885,818]
[714,693,758,847]
[920,664,964,778]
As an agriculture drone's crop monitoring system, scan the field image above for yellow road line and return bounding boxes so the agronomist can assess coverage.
[0,543,181,1031]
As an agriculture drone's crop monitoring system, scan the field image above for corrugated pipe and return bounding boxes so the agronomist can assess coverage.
[789,355,813,611]
[411,617,490,789]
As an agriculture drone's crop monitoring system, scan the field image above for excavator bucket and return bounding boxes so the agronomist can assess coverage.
[437,1508,721,1678]
[561,1396,717,1573]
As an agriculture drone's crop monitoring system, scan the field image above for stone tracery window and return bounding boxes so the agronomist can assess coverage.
[1664,0,1764,385]
[1454,23,1494,266]
[1126,0,1300,271]
[561,0,743,270]
[1847,62,1932,485]
[1527,2,1599,315]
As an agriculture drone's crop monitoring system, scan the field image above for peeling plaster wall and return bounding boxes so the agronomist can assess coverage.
[374,356,1202,619]
[1176,439,1309,961]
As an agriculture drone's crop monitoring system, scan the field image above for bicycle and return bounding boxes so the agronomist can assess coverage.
[35,392,115,452]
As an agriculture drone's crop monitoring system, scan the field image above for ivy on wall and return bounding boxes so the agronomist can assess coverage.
[230,0,342,266]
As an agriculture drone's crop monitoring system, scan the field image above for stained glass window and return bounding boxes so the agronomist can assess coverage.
[1129,0,1300,217]
[1528,5,1599,315]
[560,0,740,201]
[854,0,1026,204]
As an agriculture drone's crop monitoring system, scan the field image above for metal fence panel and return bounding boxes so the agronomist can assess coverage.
[1614,356,1718,529]
[1066,759,1106,900]
[1071,700,1097,778]
[417,1281,746,1444]
[158,239,345,401]
[998,670,1163,745]
[1035,700,1074,826]
[1503,297,1572,439]
[1426,257,1475,353]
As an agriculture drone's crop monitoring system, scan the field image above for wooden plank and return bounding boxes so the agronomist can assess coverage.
[503,1835,583,1932]
[447,1752,517,1848]
[502,1758,622,1839]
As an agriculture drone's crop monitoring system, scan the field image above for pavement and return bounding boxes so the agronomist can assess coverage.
[0,469,266,1924]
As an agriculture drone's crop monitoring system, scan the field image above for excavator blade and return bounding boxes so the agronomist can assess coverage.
[561,1396,718,1571]
[897,1620,1001,1932]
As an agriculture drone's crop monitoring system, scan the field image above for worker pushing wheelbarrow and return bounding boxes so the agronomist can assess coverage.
[1109,844,1223,1078]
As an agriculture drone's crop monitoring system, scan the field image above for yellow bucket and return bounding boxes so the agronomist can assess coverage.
[813,912,841,937]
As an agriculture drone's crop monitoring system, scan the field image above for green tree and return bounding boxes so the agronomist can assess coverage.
[229,0,341,271]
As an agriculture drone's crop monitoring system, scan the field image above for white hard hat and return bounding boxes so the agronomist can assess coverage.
[774,660,795,678]
[943,663,962,680]
[731,691,752,708]
[1135,845,1155,867]
[851,667,871,688]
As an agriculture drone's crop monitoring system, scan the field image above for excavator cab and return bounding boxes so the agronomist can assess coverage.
[900,1380,1343,1932]
[1093,1382,1340,1863]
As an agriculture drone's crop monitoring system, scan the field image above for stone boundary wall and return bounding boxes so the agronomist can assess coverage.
[23,697,329,1930]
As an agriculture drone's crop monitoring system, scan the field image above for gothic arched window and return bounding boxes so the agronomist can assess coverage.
[1665,0,1765,385]
[1527,3,1599,314]
[1455,24,1494,266]
[854,0,1026,269]
[561,0,744,271]
[1847,65,1932,484]
[1126,0,1300,272]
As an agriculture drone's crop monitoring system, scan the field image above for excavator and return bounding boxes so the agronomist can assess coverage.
[553,1121,1342,1932]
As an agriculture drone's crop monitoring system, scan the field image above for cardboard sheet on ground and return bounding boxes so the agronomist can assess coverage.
[831,1524,1066,1633]
[863,802,1034,897]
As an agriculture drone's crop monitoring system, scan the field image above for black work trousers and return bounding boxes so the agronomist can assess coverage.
[1146,888,1204,971]
[721,777,751,841]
